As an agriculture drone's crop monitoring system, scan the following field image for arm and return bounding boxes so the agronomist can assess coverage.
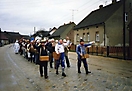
[84,41,95,47]
[76,45,81,56]
[55,44,59,54]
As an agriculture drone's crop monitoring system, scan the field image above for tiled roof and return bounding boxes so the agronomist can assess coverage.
[51,22,76,37]
[74,1,122,30]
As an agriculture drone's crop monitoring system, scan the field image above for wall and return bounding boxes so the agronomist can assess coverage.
[74,25,104,46]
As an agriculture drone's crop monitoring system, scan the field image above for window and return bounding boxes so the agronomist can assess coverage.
[77,34,79,41]
[95,32,99,42]
[87,33,90,41]
[83,33,86,41]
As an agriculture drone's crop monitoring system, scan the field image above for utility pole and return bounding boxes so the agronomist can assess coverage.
[34,27,36,34]
[123,0,126,60]
[70,9,78,22]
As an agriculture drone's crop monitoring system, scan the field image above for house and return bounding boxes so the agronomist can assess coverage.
[2,31,21,43]
[32,29,50,40]
[0,32,9,45]
[49,22,76,43]
[21,35,30,40]
[74,0,132,46]
[49,27,57,36]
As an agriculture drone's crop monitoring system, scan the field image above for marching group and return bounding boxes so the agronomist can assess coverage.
[13,37,94,79]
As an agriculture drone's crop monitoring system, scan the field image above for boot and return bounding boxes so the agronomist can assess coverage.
[62,72,66,77]
[78,67,81,73]
[85,67,91,74]
[56,68,59,75]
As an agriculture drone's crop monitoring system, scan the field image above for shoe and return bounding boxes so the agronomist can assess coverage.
[56,71,59,75]
[67,66,70,68]
[62,73,66,77]
[86,71,91,74]
[40,74,43,77]
[45,76,48,79]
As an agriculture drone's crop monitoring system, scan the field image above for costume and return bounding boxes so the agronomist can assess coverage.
[55,42,66,77]
[76,40,93,74]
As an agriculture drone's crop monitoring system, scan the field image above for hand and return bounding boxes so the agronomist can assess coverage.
[80,53,83,56]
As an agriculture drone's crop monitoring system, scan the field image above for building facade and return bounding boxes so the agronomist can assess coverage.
[74,0,132,47]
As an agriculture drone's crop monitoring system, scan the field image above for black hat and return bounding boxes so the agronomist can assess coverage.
[80,39,84,42]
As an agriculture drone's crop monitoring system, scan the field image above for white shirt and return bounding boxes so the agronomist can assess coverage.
[55,43,64,54]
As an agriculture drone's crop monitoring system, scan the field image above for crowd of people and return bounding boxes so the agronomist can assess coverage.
[13,37,94,79]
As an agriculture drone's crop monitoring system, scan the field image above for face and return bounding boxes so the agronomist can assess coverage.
[66,37,69,40]
[80,41,84,45]
[59,39,63,44]
[41,42,45,46]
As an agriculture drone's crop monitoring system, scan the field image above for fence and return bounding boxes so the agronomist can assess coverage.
[70,45,131,59]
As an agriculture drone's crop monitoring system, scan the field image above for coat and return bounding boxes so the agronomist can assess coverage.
[39,46,49,66]
[14,42,20,53]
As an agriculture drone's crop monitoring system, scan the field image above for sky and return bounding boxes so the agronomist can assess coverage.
[0,0,114,35]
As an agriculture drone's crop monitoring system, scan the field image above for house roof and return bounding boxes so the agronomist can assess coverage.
[0,33,8,40]
[50,22,76,38]
[74,1,122,30]
[2,31,21,40]
[33,30,50,37]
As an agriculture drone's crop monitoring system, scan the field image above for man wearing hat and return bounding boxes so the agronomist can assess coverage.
[38,39,49,79]
[76,39,94,74]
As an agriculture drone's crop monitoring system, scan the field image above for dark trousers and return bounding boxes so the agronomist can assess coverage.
[65,55,70,67]
[77,57,88,73]
[39,62,48,77]
[30,52,35,63]
[49,52,53,68]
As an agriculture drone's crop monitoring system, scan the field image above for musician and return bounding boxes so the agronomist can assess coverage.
[55,39,66,77]
[76,39,94,74]
[39,40,49,79]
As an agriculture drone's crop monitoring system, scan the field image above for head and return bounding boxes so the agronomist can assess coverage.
[59,39,63,44]
[55,40,58,43]
[63,39,67,43]
[80,39,84,45]
[51,38,55,43]
[66,37,69,40]
[36,40,40,43]
[41,40,46,46]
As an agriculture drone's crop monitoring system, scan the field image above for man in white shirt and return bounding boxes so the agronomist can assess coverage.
[55,39,66,77]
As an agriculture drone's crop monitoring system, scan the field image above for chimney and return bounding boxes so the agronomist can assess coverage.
[112,0,117,4]
[99,5,103,9]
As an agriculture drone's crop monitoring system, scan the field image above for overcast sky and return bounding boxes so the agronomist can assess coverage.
[0,0,114,35]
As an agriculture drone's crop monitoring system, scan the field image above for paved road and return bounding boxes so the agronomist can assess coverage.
[0,45,132,91]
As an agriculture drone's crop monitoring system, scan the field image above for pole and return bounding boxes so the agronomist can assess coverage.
[34,27,36,34]
[123,0,126,60]
[0,28,1,44]
[70,9,78,22]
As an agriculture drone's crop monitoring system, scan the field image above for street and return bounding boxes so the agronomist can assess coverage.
[0,44,132,91]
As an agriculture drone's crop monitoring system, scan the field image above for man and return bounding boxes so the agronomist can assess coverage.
[55,39,66,77]
[46,39,53,68]
[14,40,20,54]
[63,39,70,67]
[39,40,49,79]
[76,39,94,74]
